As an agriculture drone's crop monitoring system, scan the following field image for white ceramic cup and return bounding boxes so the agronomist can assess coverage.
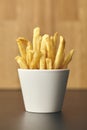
[18,69,69,113]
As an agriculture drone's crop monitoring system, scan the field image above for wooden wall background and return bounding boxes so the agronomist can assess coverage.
[0,0,87,89]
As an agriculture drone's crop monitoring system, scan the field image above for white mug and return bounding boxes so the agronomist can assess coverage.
[18,69,69,113]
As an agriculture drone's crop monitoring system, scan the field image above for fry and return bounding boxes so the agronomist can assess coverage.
[40,35,49,69]
[16,37,28,59]
[27,41,33,50]
[53,32,58,47]
[33,27,41,51]
[45,36,55,63]
[41,34,48,52]
[15,56,28,69]
[26,50,33,68]
[26,42,33,68]
[36,36,42,51]
[50,37,56,63]
[40,55,46,69]
[58,52,65,69]
[30,51,41,69]
[62,49,74,68]
[46,58,52,69]
[53,36,65,69]
[53,32,59,53]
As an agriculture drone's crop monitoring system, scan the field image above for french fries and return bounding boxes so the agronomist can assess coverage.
[16,37,28,59]
[30,51,41,69]
[46,58,52,69]
[15,27,74,69]
[53,36,65,69]
[33,27,41,51]
[62,49,74,69]
[40,54,46,69]
[15,56,28,69]
[26,50,33,68]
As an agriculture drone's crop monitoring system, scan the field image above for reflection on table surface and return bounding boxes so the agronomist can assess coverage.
[18,111,66,130]
[0,91,87,130]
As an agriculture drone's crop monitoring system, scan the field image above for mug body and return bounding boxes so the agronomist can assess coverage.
[18,69,69,113]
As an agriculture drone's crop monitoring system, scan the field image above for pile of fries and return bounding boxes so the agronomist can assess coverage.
[15,27,74,69]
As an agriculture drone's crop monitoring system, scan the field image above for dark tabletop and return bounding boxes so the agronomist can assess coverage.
[0,90,87,130]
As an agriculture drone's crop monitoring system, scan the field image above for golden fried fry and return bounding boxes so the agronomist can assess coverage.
[26,50,33,68]
[33,27,41,51]
[58,52,65,69]
[15,56,28,69]
[62,49,74,69]
[53,32,59,53]
[50,36,54,41]
[16,37,28,59]
[26,41,33,50]
[40,55,46,69]
[45,36,55,63]
[40,35,49,68]
[36,36,42,51]
[30,51,41,69]
[53,36,65,69]
[40,34,48,51]
[53,32,58,47]
[46,58,52,69]
[50,37,56,63]
[26,42,33,67]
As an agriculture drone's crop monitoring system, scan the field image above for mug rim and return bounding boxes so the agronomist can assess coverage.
[18,68,70,72]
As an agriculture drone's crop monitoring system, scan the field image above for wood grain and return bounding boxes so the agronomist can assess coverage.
[0,0,87,89]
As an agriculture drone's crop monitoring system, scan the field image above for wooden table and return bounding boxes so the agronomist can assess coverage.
[0,90,87,130]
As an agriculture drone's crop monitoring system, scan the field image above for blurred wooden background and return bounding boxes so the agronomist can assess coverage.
[0,0,87,90]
